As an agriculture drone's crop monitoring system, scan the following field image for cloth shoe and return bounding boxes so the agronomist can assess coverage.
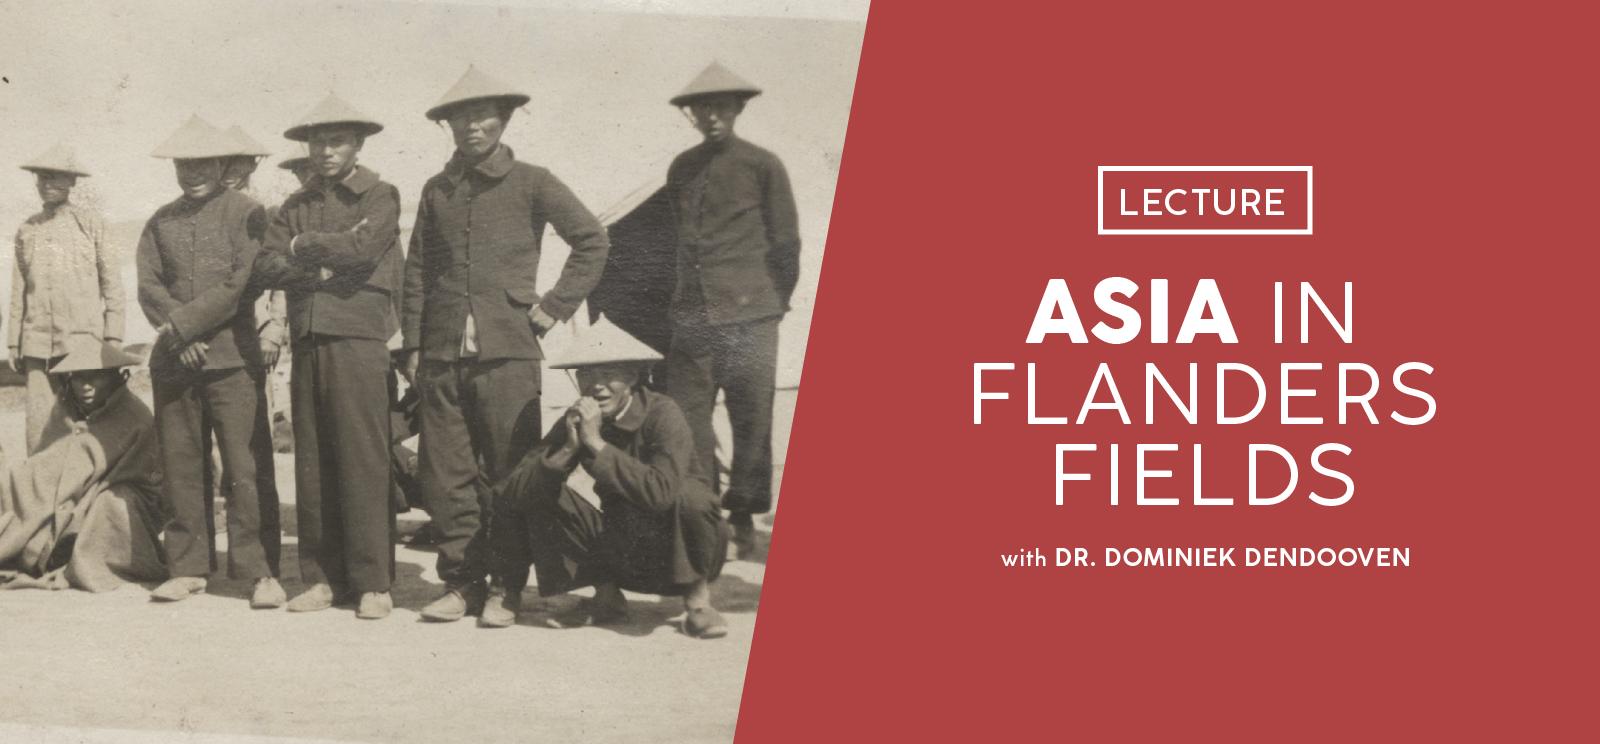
[151,576,207,602]
[150,572,206,601]
[478,588,521,628]
[422,582,485,622]
[685,606,728,639]
[287,583,335,613]
[357,591,392,620]
[251,577,286,609]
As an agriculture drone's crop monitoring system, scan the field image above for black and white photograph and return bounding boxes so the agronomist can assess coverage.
[0,0,866,741]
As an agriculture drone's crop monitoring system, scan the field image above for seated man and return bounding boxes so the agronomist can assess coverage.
[0,337,168,592]
[484,316,729,638]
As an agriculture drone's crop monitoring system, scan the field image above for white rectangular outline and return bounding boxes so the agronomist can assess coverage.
[1097,165,1313,235]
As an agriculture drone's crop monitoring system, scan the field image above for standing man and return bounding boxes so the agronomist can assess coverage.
[401,65,611,621]
[9,144,125,454]
[218,132,288,381]
[261,142,315,433]
[220,127,290,385]
[664,63,800,557]
[137,115,281,607]
[213,126,285,572]
[251,94,400,619]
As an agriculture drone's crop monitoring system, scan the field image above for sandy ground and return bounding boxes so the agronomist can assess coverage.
[0,388,789,744]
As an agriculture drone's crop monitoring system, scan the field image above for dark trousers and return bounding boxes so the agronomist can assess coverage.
[200,371,283,573]
[416,357,541,587]
[493,483,728,597]
[666,315,779,524]
[292,336,396,593]
[154,366,279,580]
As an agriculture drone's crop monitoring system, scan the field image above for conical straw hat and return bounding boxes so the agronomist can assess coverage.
[425,65,531,121]
[150,114,238,159]
[546,313,664,369]
[20,142,92,177]
[669,61,762,106]
[284,93,385,141]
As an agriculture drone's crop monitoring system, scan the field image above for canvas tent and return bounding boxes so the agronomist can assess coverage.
[588,175,675,359]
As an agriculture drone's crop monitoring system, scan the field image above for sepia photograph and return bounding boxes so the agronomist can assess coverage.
[0,0,866,741]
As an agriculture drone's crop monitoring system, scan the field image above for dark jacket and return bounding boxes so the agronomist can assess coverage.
[136,189,264,370]
[667,135,800,326]
[498,387,723,596]
[252,166,401,342]
[400,145,609,361]
[514,387,715,515]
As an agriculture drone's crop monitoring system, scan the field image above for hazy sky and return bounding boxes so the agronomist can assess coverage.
[0,0,867,382]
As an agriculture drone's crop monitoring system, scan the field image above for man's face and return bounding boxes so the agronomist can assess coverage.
[35,172,77,206]
[67,369,120,412]
[308,127,363,180]
[220,156,257,190]
[687,95,743,143]
[575,364,641,419]
[174,159,223,199]
[445,100,507,158]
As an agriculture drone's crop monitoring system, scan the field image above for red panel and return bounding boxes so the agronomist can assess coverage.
[738,2,1597,742]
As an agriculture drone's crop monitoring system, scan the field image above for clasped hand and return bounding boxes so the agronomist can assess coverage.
[156,323,209,370]
[559,396,607,457]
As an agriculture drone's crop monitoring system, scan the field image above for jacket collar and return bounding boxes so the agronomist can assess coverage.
[445,144,515,184]
[304,164,379,196]
[607,387,651,433]
[178,187,227,209]
[697,134,740,155]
